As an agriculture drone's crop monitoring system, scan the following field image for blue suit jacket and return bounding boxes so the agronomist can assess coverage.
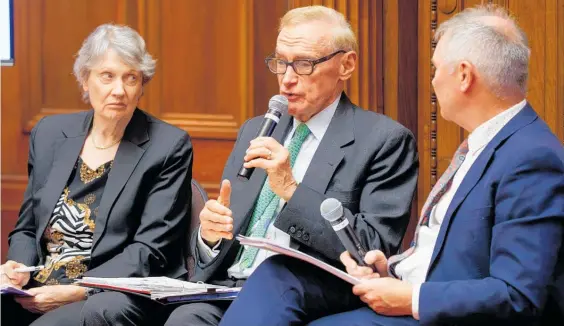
[419,104,564,325]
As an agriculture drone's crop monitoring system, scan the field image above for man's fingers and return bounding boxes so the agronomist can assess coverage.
[201,209,233,224]
[352,284,367,296]
[341,251,375,277]
[204,200,232,217]
[201,220,233,233]
[355,266,376,277]
[217,180,232,208]
[243,158,273,170]
[244,148,272,162]
[249,137,279,149]
[364,250,388,276]
[363,273,381,280]
[340,251,357,268]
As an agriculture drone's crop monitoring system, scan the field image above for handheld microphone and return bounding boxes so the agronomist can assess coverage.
[237,95,288,180]
[320,198,373,269]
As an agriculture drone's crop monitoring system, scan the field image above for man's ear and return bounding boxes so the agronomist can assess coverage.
[339,51,357,81]
[457,60,474,93]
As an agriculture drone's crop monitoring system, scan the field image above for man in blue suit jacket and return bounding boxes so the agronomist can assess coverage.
[219,5,564,326]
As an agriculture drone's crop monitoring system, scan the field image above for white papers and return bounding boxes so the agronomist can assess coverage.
[75,276,237,301]
[237,235,361,285]
[1,285,32,296]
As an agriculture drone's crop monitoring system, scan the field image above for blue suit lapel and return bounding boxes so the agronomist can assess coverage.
[427,104,538,275]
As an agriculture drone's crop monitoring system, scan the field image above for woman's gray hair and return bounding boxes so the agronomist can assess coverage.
[434,5,530,98]
[73,24,156,102]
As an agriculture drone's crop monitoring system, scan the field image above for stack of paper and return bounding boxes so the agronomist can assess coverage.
[75,277,240,304]
[237,235,361,285]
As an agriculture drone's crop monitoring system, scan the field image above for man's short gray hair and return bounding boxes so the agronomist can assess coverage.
[73,24,156,102]
[434,5,530,97]
[279,6,358,52]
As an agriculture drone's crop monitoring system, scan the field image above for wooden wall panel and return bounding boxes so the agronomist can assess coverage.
[252,1,290,117]
[0,0,284,260]
[3,0,562,260]
[289,0,385,115]
[288,0,419,248]
[22,0,139,133]
[148,1,252,139]
[417,0,564,222]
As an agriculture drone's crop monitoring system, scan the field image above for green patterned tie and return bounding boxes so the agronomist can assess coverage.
[238,123,311,268]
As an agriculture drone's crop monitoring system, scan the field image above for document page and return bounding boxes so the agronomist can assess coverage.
[1,285,32,296]
[237,235,361,285]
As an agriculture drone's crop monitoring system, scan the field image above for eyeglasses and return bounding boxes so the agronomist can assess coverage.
[265,50,346,76]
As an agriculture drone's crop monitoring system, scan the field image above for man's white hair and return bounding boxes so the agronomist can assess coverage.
[279,5,358,52]
[434,5,530,98]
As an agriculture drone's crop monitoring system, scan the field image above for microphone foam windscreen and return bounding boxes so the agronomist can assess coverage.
[268,95,289,114]
[320,198,344,222]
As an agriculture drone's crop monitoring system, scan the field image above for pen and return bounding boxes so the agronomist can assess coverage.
[14,265,44,273]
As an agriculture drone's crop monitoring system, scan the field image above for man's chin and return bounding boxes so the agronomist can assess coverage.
[287,106,303,118]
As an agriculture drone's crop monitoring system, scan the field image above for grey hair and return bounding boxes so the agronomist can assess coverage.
[434,5,530,98]
[73,24,156,102]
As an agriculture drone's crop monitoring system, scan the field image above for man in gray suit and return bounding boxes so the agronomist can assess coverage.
[164,5,418,326]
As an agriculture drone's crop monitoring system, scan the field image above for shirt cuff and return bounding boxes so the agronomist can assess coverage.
[412,283,421,320]
[196,226,221,264]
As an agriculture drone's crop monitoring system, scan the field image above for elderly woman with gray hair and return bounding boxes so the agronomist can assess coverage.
[0,24,193,326]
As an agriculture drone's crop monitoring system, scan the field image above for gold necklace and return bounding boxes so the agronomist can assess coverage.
[91,134,121,150]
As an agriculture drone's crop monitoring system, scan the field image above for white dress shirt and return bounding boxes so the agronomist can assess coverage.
[396,100,526,318]
[196,95,340,279]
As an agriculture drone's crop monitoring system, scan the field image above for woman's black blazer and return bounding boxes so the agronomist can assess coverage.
[7,109,193,279]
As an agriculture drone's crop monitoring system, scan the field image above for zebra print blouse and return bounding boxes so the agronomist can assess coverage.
[33,157,113,285]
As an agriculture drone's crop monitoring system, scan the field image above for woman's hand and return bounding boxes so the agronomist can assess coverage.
[14,285,86,314]
[1,261,31,288]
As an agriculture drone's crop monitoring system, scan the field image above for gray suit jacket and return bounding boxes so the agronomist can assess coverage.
[8,109,193,280]
[191,94,418,283]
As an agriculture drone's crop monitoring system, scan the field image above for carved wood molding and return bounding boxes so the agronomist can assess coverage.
[437,0,457,14]
[160,113,240,140]
[288,0,383,113]
[430,0,438,187]
[23,108,241,140]
[23,108,87,134]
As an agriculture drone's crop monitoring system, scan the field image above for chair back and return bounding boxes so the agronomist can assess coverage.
[186,179,208,279]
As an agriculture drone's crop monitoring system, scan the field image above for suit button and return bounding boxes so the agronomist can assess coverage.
[296,230,302,238]
[303,233,309,241]
[289,226,296,233]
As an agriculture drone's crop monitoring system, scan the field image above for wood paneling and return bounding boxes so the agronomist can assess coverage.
[252,1,290,117]
[417,0,564,220]
[289,0,385,115]
[2,0,563,260]
[21,0,139,133]
[288,0,419,248]
[0,0,283,260]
